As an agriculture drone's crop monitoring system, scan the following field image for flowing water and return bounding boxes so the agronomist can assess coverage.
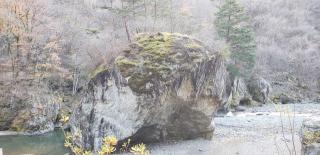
[0,129,69,155]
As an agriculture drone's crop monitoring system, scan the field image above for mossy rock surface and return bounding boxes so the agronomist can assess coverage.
[302,118,320,154]
[89,64,109,79]
[303,130,320,145]
[114,32,212,92]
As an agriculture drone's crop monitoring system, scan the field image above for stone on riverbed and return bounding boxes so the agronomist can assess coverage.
[301,118,320,155]
[224,76,271,111]
[227,77,251,108]
[69,32,230,152]
[247,76,271,104]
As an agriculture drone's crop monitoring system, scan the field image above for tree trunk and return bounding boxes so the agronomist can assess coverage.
[144,0,147,32]
[153,0,157,32]
[169,0,174,33]
[226,14,231,43]
[124,18,131,43]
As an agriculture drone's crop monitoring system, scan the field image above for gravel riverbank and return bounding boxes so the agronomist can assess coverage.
[148,103,320,155]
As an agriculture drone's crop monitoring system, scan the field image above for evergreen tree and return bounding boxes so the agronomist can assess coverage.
[214,0,256,78]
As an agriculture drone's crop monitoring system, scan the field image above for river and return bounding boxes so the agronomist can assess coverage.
[0,129,69,155]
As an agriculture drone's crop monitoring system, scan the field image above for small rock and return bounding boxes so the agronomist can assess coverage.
[279,94,295,104]
[235,106,246,112]
[226,111,234,117]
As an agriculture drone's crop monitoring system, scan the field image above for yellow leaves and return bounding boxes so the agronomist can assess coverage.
[98,136,150,155]
[44,40,60,51]
[98,135,118,155]
[60,115,69,124]
[64,132,72,147]
[130,144,150,155]
[63,133,149,155]
[64,139,72,148]
[65,132,72,140]
[103,135,118,146]
[1,0,63,80]
[9,0,38,25]
[63,131,92,155]
[72,146,85,155]
[98,145,116,155]
[1,0,38,36]
[83,150,93,155]
[120,139,131,152]
[71,146,93,155]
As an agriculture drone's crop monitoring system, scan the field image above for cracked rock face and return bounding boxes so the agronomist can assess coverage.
[0,83,61,134]
[70,32,230,151]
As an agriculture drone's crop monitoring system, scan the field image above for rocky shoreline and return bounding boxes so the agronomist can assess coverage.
[0,131,19,136]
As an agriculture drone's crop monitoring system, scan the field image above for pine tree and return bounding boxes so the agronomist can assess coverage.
[214,0,256,78]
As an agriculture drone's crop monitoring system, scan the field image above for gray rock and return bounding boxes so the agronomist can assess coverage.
[279,94,296,104]
[69,33,230,152]
[235,106,246,112]
[229,78,251,107]
[248,76,271,104]
[0,83,61,134]
[301,118,320,155]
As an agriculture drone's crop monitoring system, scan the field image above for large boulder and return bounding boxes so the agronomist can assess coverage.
[301,118,320,155]
[226,77,252,109]
[224,76,271,111]
[70,33,230,151]
[247,76,271,103]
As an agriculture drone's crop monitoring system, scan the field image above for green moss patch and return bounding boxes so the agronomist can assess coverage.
[303,131,320,144]
[89,64,109,79]
[186,41,202,49]
[135,32,175,61]
[10,110,31,132]
[116,33,177,79]
[114,32,209,93]
[116,56,140,77]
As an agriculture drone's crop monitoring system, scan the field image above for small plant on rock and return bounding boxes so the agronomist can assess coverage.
[60,115,149,155]
[98,136,118,155]
[130,143,150,155]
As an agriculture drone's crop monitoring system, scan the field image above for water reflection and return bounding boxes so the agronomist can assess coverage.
[0,129,70,155]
